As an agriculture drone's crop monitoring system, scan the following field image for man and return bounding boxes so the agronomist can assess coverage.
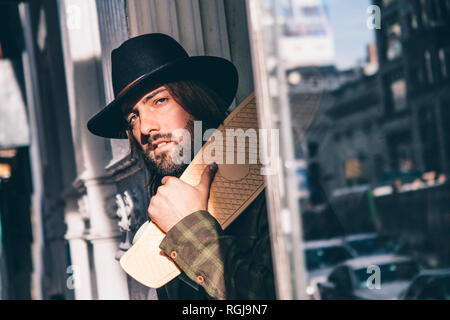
[87,33,275,299]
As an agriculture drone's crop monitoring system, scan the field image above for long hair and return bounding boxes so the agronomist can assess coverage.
[126,80,229,197]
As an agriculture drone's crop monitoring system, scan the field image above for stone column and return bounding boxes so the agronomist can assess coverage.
[58,0,129,299]
[64,193,93,300]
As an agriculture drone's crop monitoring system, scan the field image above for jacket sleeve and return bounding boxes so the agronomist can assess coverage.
[159,208,275,300]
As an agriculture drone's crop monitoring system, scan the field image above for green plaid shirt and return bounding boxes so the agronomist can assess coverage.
[159,191,275,300]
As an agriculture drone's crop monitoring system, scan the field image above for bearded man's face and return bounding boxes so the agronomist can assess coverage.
[142,119,194,176]
[122,86,195,176]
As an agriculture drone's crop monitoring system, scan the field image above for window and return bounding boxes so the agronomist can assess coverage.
[421,0,428,26]
[301,6,320,17]
[441,102,450,169]
[345,158,362,181]
[439,48,448,79]
[328,266,352,291]
[419,107,441,172]
[285,23,326,37]
[387,132,414,173]
[386,23,402,60]
[425,50,434,84]
[390,78,407,111]
[354,260,419,289]
[410,12,418,30]
[410,65,425,90]
[304,246,353,271]
[433,0,442,20]
[383,0,395,7]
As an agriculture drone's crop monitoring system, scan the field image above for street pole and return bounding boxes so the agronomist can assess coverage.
[246,0,309,300]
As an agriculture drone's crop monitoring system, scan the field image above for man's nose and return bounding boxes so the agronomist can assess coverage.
[139,108,160,137]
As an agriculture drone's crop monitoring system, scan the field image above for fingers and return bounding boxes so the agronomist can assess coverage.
[161,176,175,185]
[147,195,159,217]
[197,162,218,194]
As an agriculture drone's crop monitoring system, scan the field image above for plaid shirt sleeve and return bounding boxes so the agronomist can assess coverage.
[159,209,275,300]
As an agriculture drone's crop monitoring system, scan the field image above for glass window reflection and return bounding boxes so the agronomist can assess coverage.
[255,0,450,299]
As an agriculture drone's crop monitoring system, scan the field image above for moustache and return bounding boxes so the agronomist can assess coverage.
[147,133,176,144]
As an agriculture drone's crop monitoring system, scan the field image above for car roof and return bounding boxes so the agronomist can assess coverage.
[341,254,412,270]
[304,238,346,249]
[344,233,381,242]
[415,269,450,277]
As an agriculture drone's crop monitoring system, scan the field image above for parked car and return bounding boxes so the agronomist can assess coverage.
[304,238,355,299]
[344,233,400,257]
[319,254,421,300]
[399,269,450,300]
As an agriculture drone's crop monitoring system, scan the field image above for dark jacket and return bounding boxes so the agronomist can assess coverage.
[156,190,276,300]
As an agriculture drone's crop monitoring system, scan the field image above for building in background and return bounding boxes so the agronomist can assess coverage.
[303,0,450,201]
[373,0,450,181]
[278,0,335,69]
[298,0,450,266]
[0,3,33,300]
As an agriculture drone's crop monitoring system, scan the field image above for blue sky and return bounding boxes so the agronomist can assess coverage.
[326,0,376,70]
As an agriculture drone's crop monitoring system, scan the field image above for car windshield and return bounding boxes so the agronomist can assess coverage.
[353,261,419,289]
[305,246,353,271]
[347,236,396,256]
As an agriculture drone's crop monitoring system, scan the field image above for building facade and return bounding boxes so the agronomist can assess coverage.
[374,0,450,179]
[304,0,450,201]
[297,0,450,267]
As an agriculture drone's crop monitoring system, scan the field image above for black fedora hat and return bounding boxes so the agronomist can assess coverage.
[87,33,239,139]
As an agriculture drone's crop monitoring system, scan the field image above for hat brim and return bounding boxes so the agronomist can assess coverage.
[87,56,238,139]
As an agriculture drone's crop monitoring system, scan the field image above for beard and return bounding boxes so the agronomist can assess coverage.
[142,119,194,177]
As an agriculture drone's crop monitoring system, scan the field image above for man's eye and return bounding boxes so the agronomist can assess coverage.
[128,114,138,125]
[155,97,168,105]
